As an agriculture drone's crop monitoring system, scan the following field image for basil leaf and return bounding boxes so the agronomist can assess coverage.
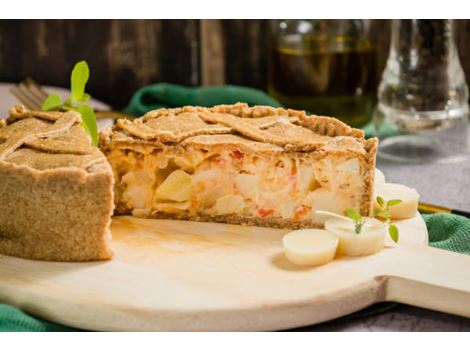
[70,61,90,103]
[388,224,399,243]
[41,93,63,111]
[76,105,98,147]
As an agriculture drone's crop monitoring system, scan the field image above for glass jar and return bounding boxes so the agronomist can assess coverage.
[268,19,378,127]
[374,19,470,163]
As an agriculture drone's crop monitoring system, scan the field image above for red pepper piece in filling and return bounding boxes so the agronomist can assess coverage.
[231,150,244,160]
[258,208,274,217]
[293,205,310,220]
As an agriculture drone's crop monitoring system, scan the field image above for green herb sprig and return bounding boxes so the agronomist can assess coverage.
[373,197,402,243]
[42,61,98,146]
[345,208,365,234]
[345,196,402,243]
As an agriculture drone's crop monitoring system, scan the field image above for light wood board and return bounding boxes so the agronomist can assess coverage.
[1,212,470,331]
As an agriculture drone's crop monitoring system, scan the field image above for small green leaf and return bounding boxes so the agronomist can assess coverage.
[345,208,362,222]
[41,93,63,111]
[377,196,385,207]
[71,61,90,103]
[373,208,380,217]
[75,93,91,103]
[387,199,402,207]
[75,105,98,147]
[355,222,364,234]
[388,224,399,243]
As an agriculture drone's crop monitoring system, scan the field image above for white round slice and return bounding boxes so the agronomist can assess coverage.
[325,217,386,257]
[282,229,338,266]
[375,168,386,185]
[374,182,419,220]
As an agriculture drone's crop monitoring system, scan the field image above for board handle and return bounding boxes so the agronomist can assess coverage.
[384,242,470,318]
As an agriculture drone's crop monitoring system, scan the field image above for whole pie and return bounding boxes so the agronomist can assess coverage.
[100,103,378,229]
[0,106,114,261]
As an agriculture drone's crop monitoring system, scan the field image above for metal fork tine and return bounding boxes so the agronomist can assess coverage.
[24,77,49,100]
[10,85,37,110]
[18,82,43,110]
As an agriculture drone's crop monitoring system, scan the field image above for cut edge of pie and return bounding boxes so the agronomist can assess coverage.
[0,105,114,261]
[100,103,378,229]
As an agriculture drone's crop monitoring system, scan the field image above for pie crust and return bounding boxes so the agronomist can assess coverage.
[0,106,114,261]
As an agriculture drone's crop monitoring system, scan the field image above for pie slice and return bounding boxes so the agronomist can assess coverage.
[101,103,378,229]
[0,105,114,261]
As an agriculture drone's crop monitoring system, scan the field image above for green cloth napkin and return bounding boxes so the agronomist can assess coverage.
[124,83,281,116]
[1,84,470,332]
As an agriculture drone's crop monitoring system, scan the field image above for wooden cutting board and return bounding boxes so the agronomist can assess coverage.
[0,212,469,331]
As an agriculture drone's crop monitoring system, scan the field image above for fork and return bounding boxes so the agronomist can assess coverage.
[10,78,134,120]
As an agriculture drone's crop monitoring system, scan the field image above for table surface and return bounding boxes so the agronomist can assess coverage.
[295,304,470,332]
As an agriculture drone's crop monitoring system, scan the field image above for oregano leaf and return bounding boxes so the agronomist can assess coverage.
[40,60,97,147]
[377,196,385,207]
[71,61,90,103]
[387,199,402,207]
[41,93,63,111]
[345,208,362,222]
[388,224,399,243]
[76,93,91,103]
[75,105,98,147]
[355,222,364,234]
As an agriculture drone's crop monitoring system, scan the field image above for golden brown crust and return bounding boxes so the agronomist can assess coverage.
[99,102,366,154]
[0,105,114,261]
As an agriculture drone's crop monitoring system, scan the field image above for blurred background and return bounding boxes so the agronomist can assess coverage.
[1,19,469,110]
[1,19,470,164]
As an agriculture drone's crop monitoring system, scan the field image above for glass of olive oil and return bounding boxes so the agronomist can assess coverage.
[268,20,378,127]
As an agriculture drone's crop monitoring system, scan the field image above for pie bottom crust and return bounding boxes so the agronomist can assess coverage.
[115,211,325,230]
[0,161,114,261]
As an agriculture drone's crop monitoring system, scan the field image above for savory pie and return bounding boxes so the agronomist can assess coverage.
[100,103,378,228]
[0,105,114,261]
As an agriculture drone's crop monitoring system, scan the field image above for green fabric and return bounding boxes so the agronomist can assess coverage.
[422,213,470,255]
[0,304,78,332]
[124,83,281,116]
[1,84,469,331]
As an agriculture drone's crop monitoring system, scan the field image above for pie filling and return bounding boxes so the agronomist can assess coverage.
[107,146,366,224]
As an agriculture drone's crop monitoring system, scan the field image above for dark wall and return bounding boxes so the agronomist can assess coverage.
[0,19,469,109]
